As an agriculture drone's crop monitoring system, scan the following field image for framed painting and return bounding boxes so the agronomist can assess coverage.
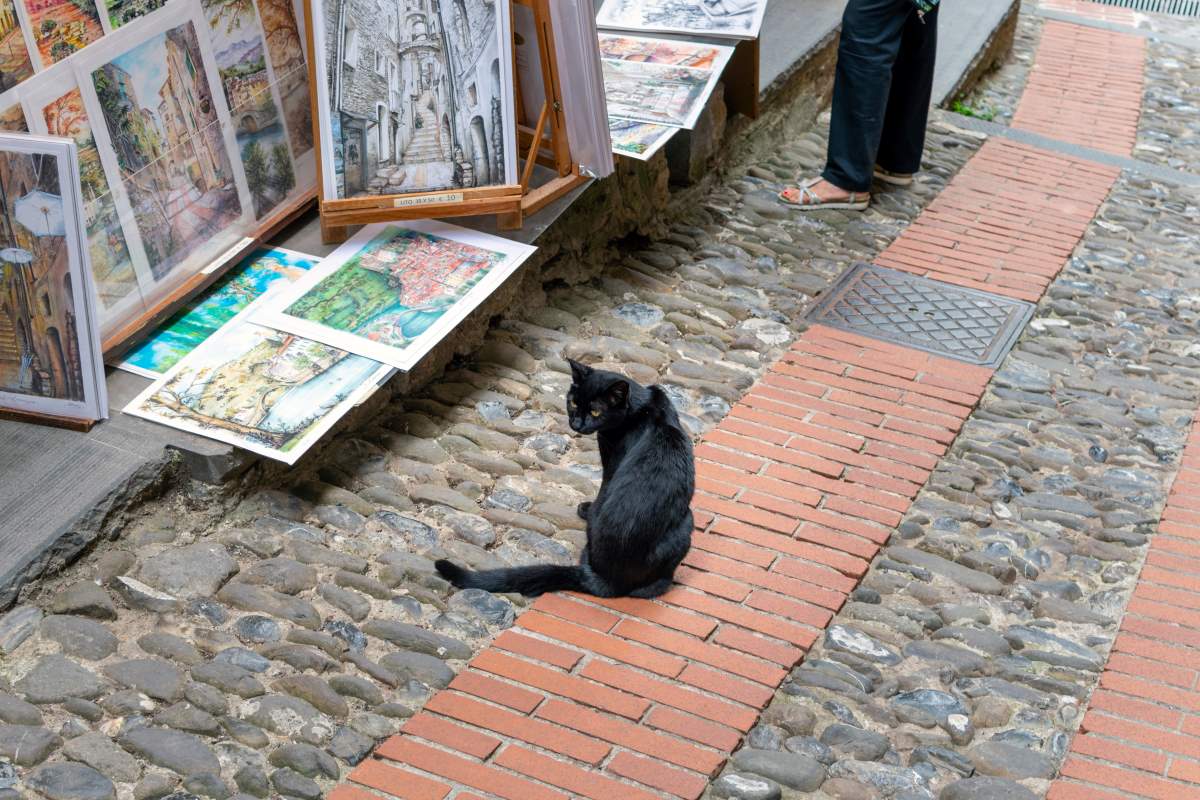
[124,296,391,463]
[596,0,768,40]
[0,133,107,422]
[252,220,537,370]
[116,246,316,377]
[308,0,518,201]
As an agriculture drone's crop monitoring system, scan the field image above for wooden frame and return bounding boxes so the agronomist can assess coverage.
[305,0,589,243]
[99,192,316,359]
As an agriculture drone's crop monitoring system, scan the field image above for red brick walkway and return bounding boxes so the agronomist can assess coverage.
[1048,422,1200,800]
[332,13,1154,800]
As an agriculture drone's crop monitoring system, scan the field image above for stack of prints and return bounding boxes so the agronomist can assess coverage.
[123,220,536,463]
[0,134,108,423]
[0,0,317,340]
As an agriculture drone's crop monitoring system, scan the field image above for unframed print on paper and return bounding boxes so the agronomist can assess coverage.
[601,58,718,129]
[608,117,676,160]
[311,0,518,199]
[124,299,390,464]
[596,0,767,40]
[597,31,732,70]
[117,246,315,377]
[252,220,537,371]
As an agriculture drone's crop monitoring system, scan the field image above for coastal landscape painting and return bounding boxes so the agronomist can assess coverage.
[125,304,390,463]
[118,247,314,376]
[254,221,536,369]
[609,118,676,160]
[91,21,242,280]
[201,0,294,218]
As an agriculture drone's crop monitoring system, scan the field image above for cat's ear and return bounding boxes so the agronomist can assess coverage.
[567,358,592,383]
[606,380,630,408]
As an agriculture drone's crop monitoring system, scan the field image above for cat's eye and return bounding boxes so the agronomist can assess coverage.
[590,409,602,418]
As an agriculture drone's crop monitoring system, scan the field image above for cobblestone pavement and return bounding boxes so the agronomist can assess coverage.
[2,3,1200,800]
[0,71,983,800]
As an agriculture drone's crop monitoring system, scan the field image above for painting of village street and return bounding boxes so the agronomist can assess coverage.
[0,149,85,403]
[602,59,712,128]
[23,0,105,65]
[0,0,34,91]
[597,0,766,38]
[42,88,142,314]
[119,247,313,376]
[126,313,386,463]
[202,0,294,219]
[320,0,512,198]
[92,22,242,281]
[257,0,312,158]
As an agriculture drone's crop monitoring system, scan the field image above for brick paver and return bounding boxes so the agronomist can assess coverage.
[1010,18,1146,155]
[1049,423,1200,800]
[331,8,1157,799]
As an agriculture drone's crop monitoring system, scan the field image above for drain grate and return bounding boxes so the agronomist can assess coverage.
[1082,0,1200,16]
[806,264,1035,368]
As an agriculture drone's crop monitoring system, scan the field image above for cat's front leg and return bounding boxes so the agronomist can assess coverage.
[576,501,592,521]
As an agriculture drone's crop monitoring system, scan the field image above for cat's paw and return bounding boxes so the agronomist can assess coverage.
[434,559,466,587]
[576,501,592,521]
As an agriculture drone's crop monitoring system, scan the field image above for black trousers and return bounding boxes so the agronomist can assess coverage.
[822,0,939,192]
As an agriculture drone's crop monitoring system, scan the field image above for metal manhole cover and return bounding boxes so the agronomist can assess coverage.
[806,264,1035,367]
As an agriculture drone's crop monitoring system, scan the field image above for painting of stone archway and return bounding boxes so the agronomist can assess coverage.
[313,0,515,199]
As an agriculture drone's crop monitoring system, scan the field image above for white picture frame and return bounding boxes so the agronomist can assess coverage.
[596,0,768,41]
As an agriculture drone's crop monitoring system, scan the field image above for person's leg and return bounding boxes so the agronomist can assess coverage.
[875,3,939,176]
[822,0,914,193]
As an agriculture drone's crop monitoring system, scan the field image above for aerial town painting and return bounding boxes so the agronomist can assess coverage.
[201,0,293,219]
[23,0,105,65]
[0,148,85,404]
[41,86,141,314]
[597,0,767,39]
[118,247,314,376]
[91,21,242,280]
[125,305,389,463]
[598,32,729,69]
[315,0,514,198]
[254,222,536,369]
[0,0,34,91]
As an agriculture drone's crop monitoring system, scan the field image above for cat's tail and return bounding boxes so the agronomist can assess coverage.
[435,559,591,597]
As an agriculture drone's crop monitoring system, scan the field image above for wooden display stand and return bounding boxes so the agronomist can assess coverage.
[306,0,588,243]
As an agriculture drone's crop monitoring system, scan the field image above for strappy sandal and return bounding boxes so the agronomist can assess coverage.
[874,165,914,186]
[779,178,869,211]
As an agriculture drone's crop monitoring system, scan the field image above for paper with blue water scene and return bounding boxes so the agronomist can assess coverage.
[116,248,317,378]
[123,295,392,464]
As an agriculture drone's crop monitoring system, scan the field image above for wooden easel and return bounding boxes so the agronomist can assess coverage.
[306,0,588,243]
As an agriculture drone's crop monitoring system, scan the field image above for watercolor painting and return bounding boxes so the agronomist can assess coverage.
[118,247,315,376]
[91,21,242,280]
[103,0,165,29]
[42,87,141,314]
[596,0,766,39]
[257,0,311,157]
[125,304,390,464]
[602,59,714,128]
[23,0,104,65]
[597,33,729,69]
[254,220,537,370]
[0,0,35,91]
[0,103,27,132]
[609,118,676,160]
[201,0,294,218]
[314,0,515,198]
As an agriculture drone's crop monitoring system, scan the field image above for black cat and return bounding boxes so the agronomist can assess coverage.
[435,359,694,598]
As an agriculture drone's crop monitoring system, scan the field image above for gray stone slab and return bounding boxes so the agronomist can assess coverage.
[760,0,847,94]
[934,0,1019,106]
